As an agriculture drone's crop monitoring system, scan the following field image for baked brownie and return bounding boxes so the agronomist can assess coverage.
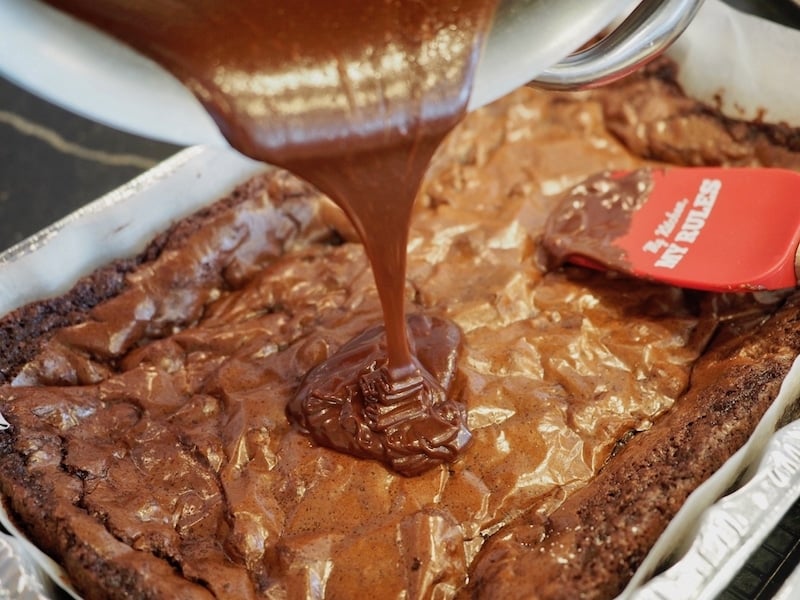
[467,293,800,599]
[1,60,799,599]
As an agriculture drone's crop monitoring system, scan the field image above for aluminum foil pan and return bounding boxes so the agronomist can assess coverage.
[0,521,66,600]
[628,408,800,599]
[0,144,799,599]
[0,532,54,599]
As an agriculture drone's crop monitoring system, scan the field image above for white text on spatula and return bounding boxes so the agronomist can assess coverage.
[648,178,722,269]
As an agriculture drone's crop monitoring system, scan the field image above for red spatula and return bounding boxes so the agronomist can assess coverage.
[540,167,800,292]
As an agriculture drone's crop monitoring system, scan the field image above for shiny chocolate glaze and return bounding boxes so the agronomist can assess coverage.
[44,0,500,472]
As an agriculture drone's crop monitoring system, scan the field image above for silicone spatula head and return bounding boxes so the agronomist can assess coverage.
[541,167,800,292]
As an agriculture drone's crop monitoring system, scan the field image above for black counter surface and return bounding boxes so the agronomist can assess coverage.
[1,1,800,599]
[0,75,179,249]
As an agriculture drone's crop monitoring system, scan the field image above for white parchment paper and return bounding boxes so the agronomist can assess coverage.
[667,0,800,126]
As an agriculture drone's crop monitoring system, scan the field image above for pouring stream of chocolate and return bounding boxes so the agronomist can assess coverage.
[45,0,501,475]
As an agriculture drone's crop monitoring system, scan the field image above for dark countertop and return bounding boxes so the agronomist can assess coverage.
[0,75,180,250]
[1,1,800,598]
